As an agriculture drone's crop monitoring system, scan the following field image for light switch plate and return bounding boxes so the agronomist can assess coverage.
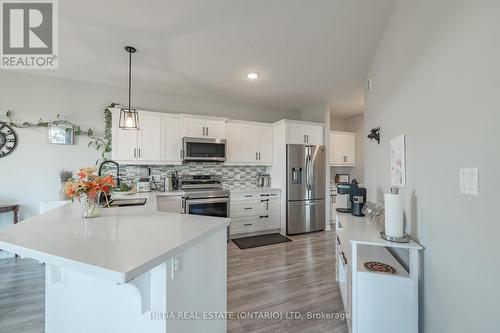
[459,168,479,196]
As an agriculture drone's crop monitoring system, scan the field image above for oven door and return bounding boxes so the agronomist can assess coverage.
[183,137,226,162]
[185,197,229,218]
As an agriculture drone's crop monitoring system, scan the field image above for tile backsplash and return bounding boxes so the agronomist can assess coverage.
[113,163,268,187]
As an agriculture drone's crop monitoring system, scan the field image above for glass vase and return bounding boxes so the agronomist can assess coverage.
[83,195,101,218]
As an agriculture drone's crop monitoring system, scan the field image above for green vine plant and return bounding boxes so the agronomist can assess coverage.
[3,103,116,164]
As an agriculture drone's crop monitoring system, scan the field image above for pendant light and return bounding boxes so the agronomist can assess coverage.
[119,46,139,130]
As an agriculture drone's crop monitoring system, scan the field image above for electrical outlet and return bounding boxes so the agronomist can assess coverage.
[170,256,183,280]
[459,168,479,196]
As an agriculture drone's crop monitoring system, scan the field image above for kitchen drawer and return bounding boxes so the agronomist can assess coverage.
[231,215,277,234]
[230,201,266,217]
[230,190,280,202]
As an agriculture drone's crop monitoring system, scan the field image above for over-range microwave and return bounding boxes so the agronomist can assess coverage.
[182,137,226,162]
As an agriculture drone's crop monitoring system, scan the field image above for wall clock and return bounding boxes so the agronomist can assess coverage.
[0,121,17,157]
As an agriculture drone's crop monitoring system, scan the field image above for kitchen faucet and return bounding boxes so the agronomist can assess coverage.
[98,160,120,187]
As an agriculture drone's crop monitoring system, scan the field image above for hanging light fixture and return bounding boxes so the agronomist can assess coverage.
[119,46,139,130]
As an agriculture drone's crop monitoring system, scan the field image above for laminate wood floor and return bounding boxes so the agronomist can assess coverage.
[0,230,348,333]
[228,230,348,333]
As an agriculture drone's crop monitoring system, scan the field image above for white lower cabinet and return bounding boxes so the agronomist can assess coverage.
[335,213,422,333]
[157,195,184,214]
[230,189,280,236]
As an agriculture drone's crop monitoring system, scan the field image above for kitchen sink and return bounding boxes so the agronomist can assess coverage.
[103,198,147,208]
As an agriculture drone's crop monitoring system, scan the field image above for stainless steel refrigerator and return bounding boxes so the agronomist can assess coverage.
[286,144,326,235]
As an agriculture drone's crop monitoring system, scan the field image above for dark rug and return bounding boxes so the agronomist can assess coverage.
[232,233,292,249]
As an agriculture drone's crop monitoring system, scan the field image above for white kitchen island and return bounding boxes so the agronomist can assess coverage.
[0,195,230,333]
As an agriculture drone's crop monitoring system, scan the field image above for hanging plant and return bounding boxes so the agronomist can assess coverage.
[3,103,116,163]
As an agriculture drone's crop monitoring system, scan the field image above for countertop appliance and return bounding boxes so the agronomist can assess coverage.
[352,187,367,217]
[286,144,326,235]
[182,137,226,162]
[136,178,152,193]
[180,175,230,239]
[257,173,271,187]
[163,171,179,192]
[336,183,357,213]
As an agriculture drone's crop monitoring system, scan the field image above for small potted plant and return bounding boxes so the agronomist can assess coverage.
[59,169,73,200]
[64,167,115,218]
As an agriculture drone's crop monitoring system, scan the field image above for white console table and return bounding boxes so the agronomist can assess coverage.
[335,213,423,333]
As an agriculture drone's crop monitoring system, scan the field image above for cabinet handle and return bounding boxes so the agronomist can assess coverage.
[259,215,269,219]
[258,152,261,160]
[306,135,309,143]
[260,194,270,197]
[244,207,253,210]
[304,134,306,143]
[138,148,141,158]
[256,152,258,160]
[206,127,209,136]
[134,148,137,158]
[244,195,253,198]
[244,223,253,226]
[260,199,269,202]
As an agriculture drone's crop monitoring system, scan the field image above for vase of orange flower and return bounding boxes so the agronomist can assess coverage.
[64,167,115,218]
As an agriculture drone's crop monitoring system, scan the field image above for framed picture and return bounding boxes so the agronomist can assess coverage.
[390,134,406,187]
[48,121,74,145]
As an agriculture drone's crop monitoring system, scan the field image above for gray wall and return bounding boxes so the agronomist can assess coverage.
[0,72,300,229]
[365,0,499,331]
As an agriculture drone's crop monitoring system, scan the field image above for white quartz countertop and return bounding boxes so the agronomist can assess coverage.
[336,212,423,250]
[0,194,229,284]
[226,186,281,193]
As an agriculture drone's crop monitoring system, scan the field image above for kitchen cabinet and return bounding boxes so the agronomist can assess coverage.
[112,109,160,162]
[160,115,182,163]
[182,116,226,139]
[157,195,184,214]
[137,113,161,161]
[279,120,324,145]
[229,189,281,236]
[330,131,356,166]
[112,109,181,164]
[335,213,423,333]
[226,121,273,165]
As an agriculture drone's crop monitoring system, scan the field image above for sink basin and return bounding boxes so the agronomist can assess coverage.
[104,198,147,208]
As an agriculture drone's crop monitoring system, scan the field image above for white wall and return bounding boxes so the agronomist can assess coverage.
[0,72,300,227]
[365,1,499,331]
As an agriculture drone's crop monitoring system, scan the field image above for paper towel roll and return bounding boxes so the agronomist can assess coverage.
[384,193,404,238]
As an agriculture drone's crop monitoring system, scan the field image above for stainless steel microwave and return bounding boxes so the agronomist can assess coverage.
[182,137,226,162]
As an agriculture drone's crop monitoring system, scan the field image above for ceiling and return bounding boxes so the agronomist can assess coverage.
[30,0,395,116]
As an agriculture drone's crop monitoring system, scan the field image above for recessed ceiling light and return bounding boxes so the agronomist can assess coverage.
[246,72,260,80]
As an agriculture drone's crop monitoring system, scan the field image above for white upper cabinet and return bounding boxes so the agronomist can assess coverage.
[160,115,182,163]
[226,121,273,165]
[330,131,356,166]
[182,116,227,139]
[137,113,161,162]
[112,109,138,162]
[112,109,182,165]
[257,126,273,164]
[282,121,324,145]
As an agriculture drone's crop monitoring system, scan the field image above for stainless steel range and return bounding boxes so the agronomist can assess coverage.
[181,175,230,239]
[181,174,230,216]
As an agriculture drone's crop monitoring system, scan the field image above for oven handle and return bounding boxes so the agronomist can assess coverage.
[185,197,230,205]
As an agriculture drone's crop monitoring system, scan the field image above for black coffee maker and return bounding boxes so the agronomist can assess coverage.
[351,187,367,217]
